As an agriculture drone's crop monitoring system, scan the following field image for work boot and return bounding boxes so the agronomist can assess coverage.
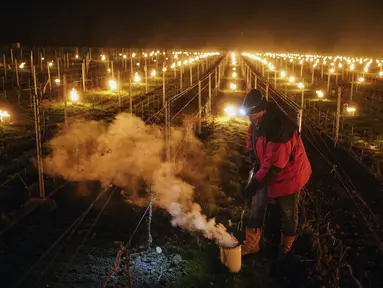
[278,234,295,261]
[281,235,295,253]
[241,228,261,256]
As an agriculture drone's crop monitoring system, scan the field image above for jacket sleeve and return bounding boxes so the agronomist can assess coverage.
[246,123,253,152]
[254,139,293,183]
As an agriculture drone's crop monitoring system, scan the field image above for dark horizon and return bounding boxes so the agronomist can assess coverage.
[3,0,383,57]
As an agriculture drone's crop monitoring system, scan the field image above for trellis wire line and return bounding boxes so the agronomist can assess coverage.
[124,202,152,248]
[168,68,218,103]
[305,130,382,248]
[51,186,117,287]
[0,172,29,190]
[103,195,155,287]
[305,119,380,230]
[144,105,166,125]
[171,92,199,121]
[170,82,209,121]
[13,186,112,288]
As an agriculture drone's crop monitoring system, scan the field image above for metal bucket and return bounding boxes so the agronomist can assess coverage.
[220,242,242,273]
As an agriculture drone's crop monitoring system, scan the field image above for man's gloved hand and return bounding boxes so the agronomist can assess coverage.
[245,176,261,199]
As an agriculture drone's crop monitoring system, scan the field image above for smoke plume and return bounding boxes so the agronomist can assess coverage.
[43,113,236,246]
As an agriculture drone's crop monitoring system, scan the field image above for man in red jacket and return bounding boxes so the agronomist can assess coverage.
[241,89,312,257]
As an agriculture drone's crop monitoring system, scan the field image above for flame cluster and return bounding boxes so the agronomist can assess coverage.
[243,52,383,77]
[0,109,10,122]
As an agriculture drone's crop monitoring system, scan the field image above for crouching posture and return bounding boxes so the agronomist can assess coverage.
[241,89,312,257]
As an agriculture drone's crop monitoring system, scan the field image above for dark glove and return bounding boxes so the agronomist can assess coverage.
[245,176,261,199]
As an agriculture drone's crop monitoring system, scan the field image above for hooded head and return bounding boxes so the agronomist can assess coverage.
[242,89,268,124]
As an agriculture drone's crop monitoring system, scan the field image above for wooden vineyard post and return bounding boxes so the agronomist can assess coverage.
[15,59,20,102]
[274,70,277,88]
[2,76,5,98]
[218,64,221,88]
[32,65,45,198]
[30,50,33,69]
[82,59,86,92]
[145,56,148,93]
[334,86,342,147]
[111,60,114,80]
[180,64,183,91]
[148,185,153,248]
[121,48,124,67]
[3,54,6,77]
[118,71,121,110]
[311,65,315,84]
[163,67,170,161]
[208,73,212,115]
[124,54,127,72]
[40,50,43,71]
[198,80,202,134]
[162,67,166,108]
[327,70,331,92]
[250,70,253,90]
[63,75,68,128]
[86,53,89,74]
[129,50,133,113]
[57,58,61,80]
[190,63,193,86]
[350,72,355,102]
[47,63,52,100]
[262,63,265,77]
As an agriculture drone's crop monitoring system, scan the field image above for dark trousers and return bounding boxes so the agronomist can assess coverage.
[248,187,300,237]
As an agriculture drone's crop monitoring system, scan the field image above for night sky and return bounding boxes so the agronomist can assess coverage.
[3,0,383,56]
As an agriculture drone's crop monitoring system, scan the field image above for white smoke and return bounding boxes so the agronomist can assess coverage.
[43,113,236,246]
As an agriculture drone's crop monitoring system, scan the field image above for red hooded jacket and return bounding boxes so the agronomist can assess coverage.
[246,103,312,198]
